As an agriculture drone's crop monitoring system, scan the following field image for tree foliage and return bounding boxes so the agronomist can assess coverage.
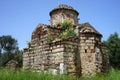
[0,35,22,67]
[0,35,18,53]
[103,32,120,69]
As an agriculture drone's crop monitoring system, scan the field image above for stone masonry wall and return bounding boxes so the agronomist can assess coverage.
[50,10,78,26]
[23,26,109,77]
[63,38,81,76]
[23,38,80,75]
[23,4,109,77]
[79,33,102,76]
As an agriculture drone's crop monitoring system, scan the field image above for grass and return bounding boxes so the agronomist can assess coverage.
[82,68,120,80]
[0,68,75,80]
[0,68,120,80]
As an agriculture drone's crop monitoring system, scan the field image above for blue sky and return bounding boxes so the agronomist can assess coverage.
[0,0,120,49]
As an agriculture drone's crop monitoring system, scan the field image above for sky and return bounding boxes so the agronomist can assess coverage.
[0,0,120,50]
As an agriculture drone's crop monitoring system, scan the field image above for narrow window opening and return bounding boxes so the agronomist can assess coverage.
[37,33,41,40]
[95,53,99,61]
[85,49,87,53]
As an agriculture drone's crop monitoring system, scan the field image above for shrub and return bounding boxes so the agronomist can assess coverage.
[27,41,32,48]
[59,29,76,39]
[61,20,73,29]
[67,29,76,36]
[58,33,66,39]
[47,35,53,43]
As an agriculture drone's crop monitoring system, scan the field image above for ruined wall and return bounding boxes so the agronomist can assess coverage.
[23,26,109,77]
[23,25,109,77]
[23,48,30,69]
[23,26,80,75]
[23,4,109,77]
[79,33,103,76]
[63,38,81,76]
[23,38,80,75]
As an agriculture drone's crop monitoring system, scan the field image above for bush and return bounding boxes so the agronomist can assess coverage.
[58,33,66,39]
[61,20,73,29]
[67,29,76,36]
[58,29,76,40]
[47,35,53,43]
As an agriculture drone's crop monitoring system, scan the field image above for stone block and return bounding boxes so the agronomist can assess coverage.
[89,37,95,40]
[52,48,64,53]
[80,37,86,39]
[86,40,92,43]
[80,40,85,43]
[80,43,86,46]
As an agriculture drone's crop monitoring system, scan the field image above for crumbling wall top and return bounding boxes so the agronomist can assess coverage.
[79,23,102,37]
[50,4,79,16]
[31,24,48,40]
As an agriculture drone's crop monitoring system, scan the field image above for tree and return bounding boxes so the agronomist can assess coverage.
[13,50,23,67]
[103,32,120,69]
[0,35,22,67]
[0,35,18,53]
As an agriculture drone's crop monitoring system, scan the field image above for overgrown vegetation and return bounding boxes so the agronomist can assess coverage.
[58,29,76,39]
[0,68,120,80]
[67,29,76,36]
[61,20,73,29]
[0,68,75,80]
[0,35,22,67]
[58,20,76,39]
[58,32,67,39]
[47,20,76,41]
[47,35,53,43]
[84,68,120,80]
[27,40,32,48]
[103,32,120,69]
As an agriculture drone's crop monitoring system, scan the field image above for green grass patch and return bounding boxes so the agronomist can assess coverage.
[81,68,120,80]
[0,68,120,80]
[0,68,75,80]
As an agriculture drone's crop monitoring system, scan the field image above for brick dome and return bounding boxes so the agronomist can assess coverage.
[50,4,79,16]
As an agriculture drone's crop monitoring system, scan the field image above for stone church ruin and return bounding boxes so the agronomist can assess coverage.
[23,4,109,77]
